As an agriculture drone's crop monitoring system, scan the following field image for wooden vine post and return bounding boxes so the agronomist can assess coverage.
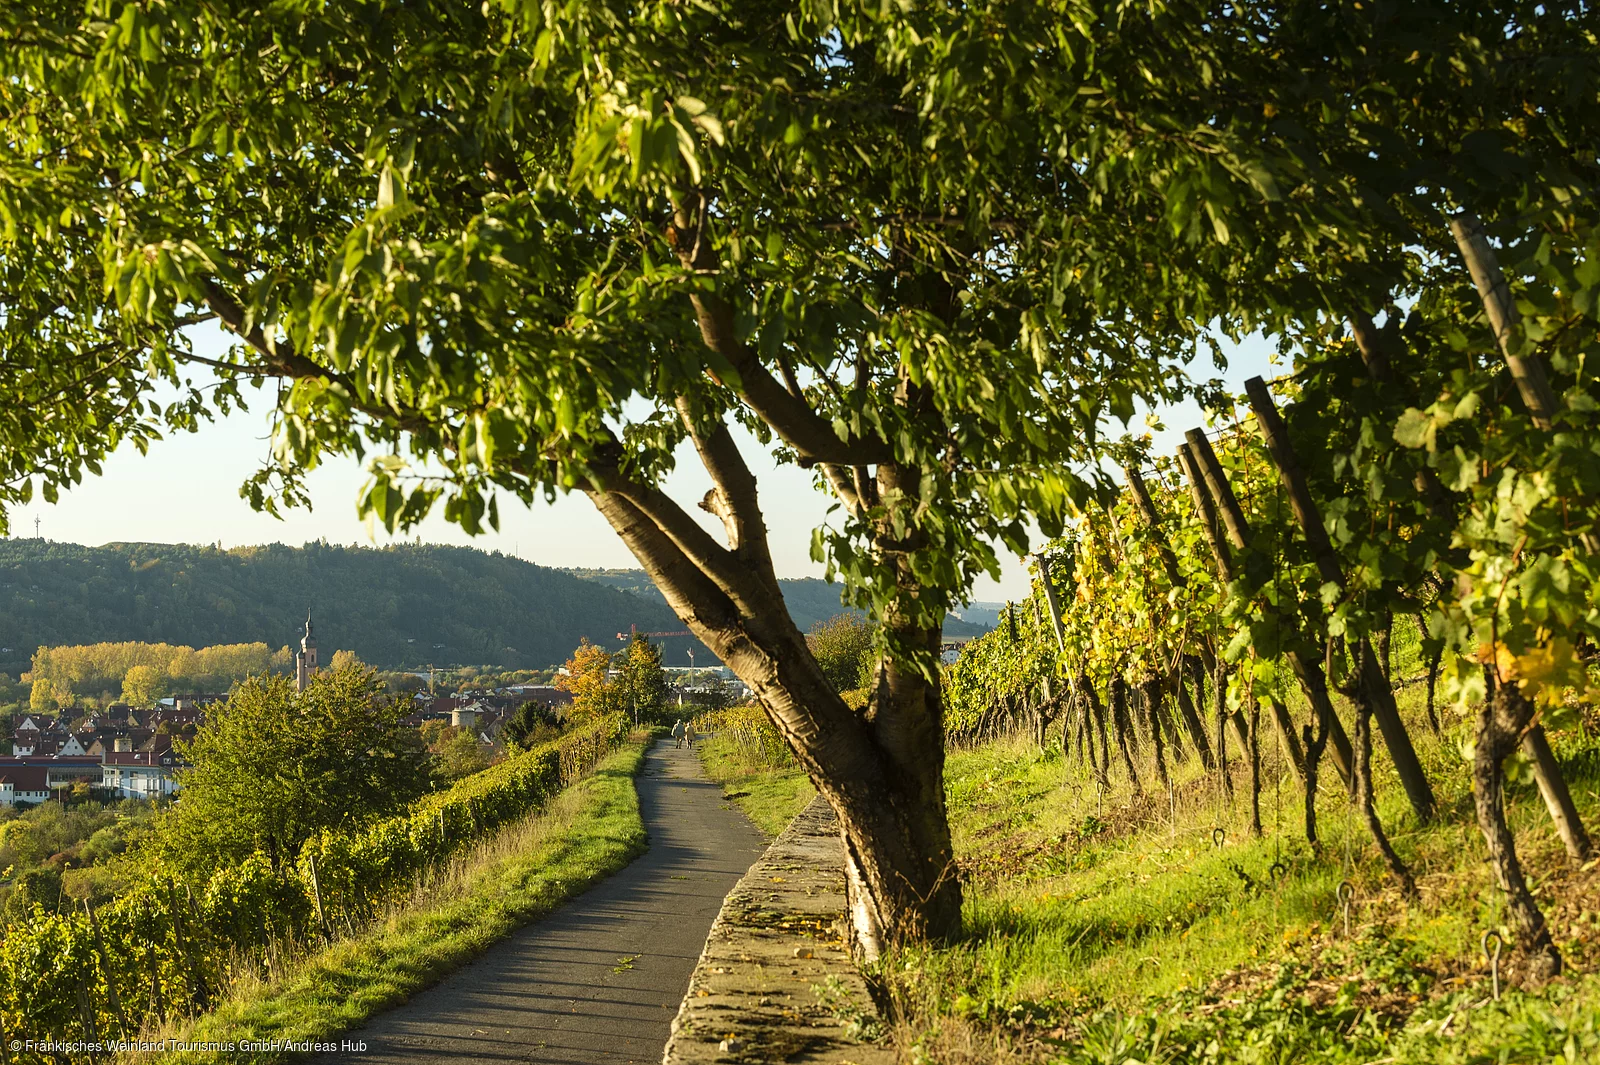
[1107,676,1143,797]
[1444,219,1595,867]
[1448,213,1560,427]
[1124,467,1219,768]
[1037,553,1097,778]
[1242,376,1436,823]
[1176,435,1354,787]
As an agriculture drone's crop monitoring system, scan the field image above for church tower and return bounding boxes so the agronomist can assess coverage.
[295,611,319,692]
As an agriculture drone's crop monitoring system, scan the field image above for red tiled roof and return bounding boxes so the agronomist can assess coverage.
[0,766,50,790]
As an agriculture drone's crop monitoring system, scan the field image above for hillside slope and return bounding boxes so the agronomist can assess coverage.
[0,540,691,673]
[565,568,995,637]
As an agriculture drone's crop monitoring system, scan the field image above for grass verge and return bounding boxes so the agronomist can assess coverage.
[138,737,651,1062]
[694,732,815,837]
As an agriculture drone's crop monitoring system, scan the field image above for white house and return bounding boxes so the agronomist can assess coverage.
[101,749,181,799]
[0,767,52,805]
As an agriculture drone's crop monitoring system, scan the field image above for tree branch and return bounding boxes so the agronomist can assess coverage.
[588,449,779,620]
[201,279,356,390]
[675,397,783,595]
[668,192,893,467]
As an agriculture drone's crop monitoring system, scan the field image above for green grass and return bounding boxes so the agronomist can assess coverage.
[883,681,1600,1064]
[141,739,652,1062]
[694,733,816,837]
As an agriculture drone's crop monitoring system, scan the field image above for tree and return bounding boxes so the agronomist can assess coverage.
[28,678,56,716]
[616,636,668,723]
[0,820,44,869]
[3,868,62,919]
[437,729,489,780]
[555,640,624,721]
[501,701,561,750]
[7,0,1595,954]
[154,669,431,874]
[328,649,365,673]
[120,664,166,708]
[418,719,449,749]
[806,614,877,694]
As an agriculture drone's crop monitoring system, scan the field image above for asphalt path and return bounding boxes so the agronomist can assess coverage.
[326,740,768,1065]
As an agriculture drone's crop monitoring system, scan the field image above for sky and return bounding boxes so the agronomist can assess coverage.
[19,325,1281,603]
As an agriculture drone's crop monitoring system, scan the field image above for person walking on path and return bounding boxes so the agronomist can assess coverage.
[684,720,697,749]
[672,719,686,748]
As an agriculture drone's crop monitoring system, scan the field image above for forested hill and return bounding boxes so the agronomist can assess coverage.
[0,540,691,674]
[565,568,995,637]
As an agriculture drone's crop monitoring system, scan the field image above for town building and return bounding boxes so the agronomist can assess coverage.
[295,611,319,692]
[0,766,51,805]
[101,740,181,799]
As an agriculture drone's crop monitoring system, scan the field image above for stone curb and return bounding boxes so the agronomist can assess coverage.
[661,796,896,1065]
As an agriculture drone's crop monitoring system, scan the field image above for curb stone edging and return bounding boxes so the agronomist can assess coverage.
[662,796,896,1065]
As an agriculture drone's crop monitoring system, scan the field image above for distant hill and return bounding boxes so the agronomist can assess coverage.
[564,568,994,638]
[0,541,695,675]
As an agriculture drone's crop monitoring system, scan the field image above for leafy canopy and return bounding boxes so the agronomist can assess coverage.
[0,0,1259,648]
[154,668,430,874]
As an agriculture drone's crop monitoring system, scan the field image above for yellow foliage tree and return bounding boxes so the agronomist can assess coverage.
[28,678,57,715]
[555,639,622,721]
[29,641,272,694]
[121,664,167,707]
[329,649,365,672]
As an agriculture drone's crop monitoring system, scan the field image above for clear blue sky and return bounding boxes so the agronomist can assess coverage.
[21,326,1280,602]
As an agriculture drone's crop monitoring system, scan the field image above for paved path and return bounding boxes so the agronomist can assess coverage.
[330,741,768,1065]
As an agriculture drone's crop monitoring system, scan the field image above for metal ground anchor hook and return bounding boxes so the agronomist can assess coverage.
[1269,861,1288,885]
[1336,880,1355,938]
[1481,930,1504,1001]
[1212,827,1227,849]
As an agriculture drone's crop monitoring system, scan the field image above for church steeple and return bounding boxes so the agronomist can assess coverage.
[296,610,319,691]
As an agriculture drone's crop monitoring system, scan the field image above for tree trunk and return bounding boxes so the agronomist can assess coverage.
[1377,612,1393,683]
[1417,612,1444,736]
[1159,676,1189,764]
[1141,675,1172,792]
[585,417,962,957]
[1523,725,1595,865]
[1301,713,1328,849]
[1072,687,1089,769]
[1109,676,1143,796]
[1238,383,1435,821]
[1474,683,1562,980]
[1176,657,1215,769]
[1247,697,1263,838]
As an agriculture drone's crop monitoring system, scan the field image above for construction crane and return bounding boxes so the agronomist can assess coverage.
[616,623,700,674]
[615,623,693,640]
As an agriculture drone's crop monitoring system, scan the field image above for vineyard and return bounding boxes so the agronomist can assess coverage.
[942,224,1600,994]
[0,714,629,1059]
